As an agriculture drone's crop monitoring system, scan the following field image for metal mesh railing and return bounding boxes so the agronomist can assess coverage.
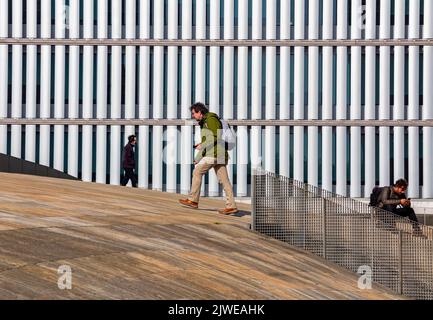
[252,169,433,300]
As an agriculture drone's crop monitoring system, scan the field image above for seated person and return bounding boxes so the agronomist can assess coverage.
[377,178,422,236]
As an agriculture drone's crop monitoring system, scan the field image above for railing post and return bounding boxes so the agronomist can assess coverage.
[398,230,403,295]
[303,183,308,250]
[322,197,327,259]
[251,170,256,231]
[370,206,375,277]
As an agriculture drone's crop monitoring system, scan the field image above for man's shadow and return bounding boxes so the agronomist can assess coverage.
[230,210,251,217]
[200,208,251,217]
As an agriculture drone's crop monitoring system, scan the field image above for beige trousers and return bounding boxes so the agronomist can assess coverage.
[188,157,237,209]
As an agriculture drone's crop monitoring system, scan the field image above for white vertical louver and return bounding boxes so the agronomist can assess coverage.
[0,0,7,154]
[54,0,65,171]
[322,0,333,192]
[82,0,94,182]
[180,0,192,194]
[123,0,137,188]
[224,0,235,186]
[308,0,319,187]
[25,0,37,162]
[379,0,391,187]
[68,0,79,178]
[110,0,122,185]
[423,0,433,197]
[167,0,179,193]
[265,0,276,173]
[393,0,405,184]
[138,0,150,189]
[39,0,51,166]
[364,0,376,195]
[293,0,304,182]
[251,0,262,173]
[408,0,420,198]
[152,0,164,191]
[279,0,290,179]
[11,0,23,158]
[237,0,248,196]
[336,0,347,196]
[39,0,51,167]
[195,0,206,195]
[125,0,137,171]
[208,0,220,196]
[96,0,108,184]
[350,0,362,197]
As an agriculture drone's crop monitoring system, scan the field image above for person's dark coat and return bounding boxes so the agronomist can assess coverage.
[377,186,406,211]
[376,186,421,233]
[122,143,135,169]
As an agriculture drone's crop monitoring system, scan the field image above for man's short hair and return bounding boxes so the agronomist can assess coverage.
[190,102,208,115]
[128,135,136,143]
[394,178,408,188]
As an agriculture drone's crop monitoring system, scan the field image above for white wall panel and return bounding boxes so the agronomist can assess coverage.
[180,0,192,194]
[82,0,94,182]
[308,0,319,187]
[196,0,206,195]
[408,0,420,198]
[167,0,179,193]
[138,0,150,189]
[350,0,362,197]
[122,0,135,182]
[279,0,290,178]
[251,0,262,174]
[96,0,108,184]
[237,0,248,196]
[365,0,376,196]
[11,0,23,158]
[152,0,164,191]
[39,0,52,167]
[379,0,391,187]
[336,0,347,196]
[224,0,235,186]
[68,0,79,178]
[110,0,122,185]
[0,0,8,154]
[125,0,137,147]
[294,0,305,182]
[321,0,333,192]
[265,0,276,174]
[393,0,405,184]
[208,0,220,196]
[423,0,433,197]
[25,0,37,162]
[54,0,65,172]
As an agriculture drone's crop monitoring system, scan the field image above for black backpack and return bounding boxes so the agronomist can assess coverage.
[369,186,384,207]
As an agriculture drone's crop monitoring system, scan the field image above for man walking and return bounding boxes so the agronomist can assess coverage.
[377,178,422,235]
[179,102,238,214]
[121,134,138,188]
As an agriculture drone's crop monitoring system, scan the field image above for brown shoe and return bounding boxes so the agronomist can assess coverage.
[218,208,239,215]
[179,199,198,209]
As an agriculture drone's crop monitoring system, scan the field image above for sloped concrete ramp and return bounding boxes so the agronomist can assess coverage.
[0,173,402,299]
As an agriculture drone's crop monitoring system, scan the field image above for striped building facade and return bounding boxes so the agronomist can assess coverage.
[0,0,432,198]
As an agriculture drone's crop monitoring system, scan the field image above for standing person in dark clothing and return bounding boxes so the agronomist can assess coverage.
[377,178,422,235]
[121,135,138,187]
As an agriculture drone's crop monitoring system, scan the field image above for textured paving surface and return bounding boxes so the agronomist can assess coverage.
[0,173,403,299]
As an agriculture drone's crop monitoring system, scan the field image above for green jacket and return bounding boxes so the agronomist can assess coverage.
[195,112,229,163]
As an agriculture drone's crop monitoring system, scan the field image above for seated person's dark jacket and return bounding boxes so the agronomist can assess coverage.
[377,186,405,211]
